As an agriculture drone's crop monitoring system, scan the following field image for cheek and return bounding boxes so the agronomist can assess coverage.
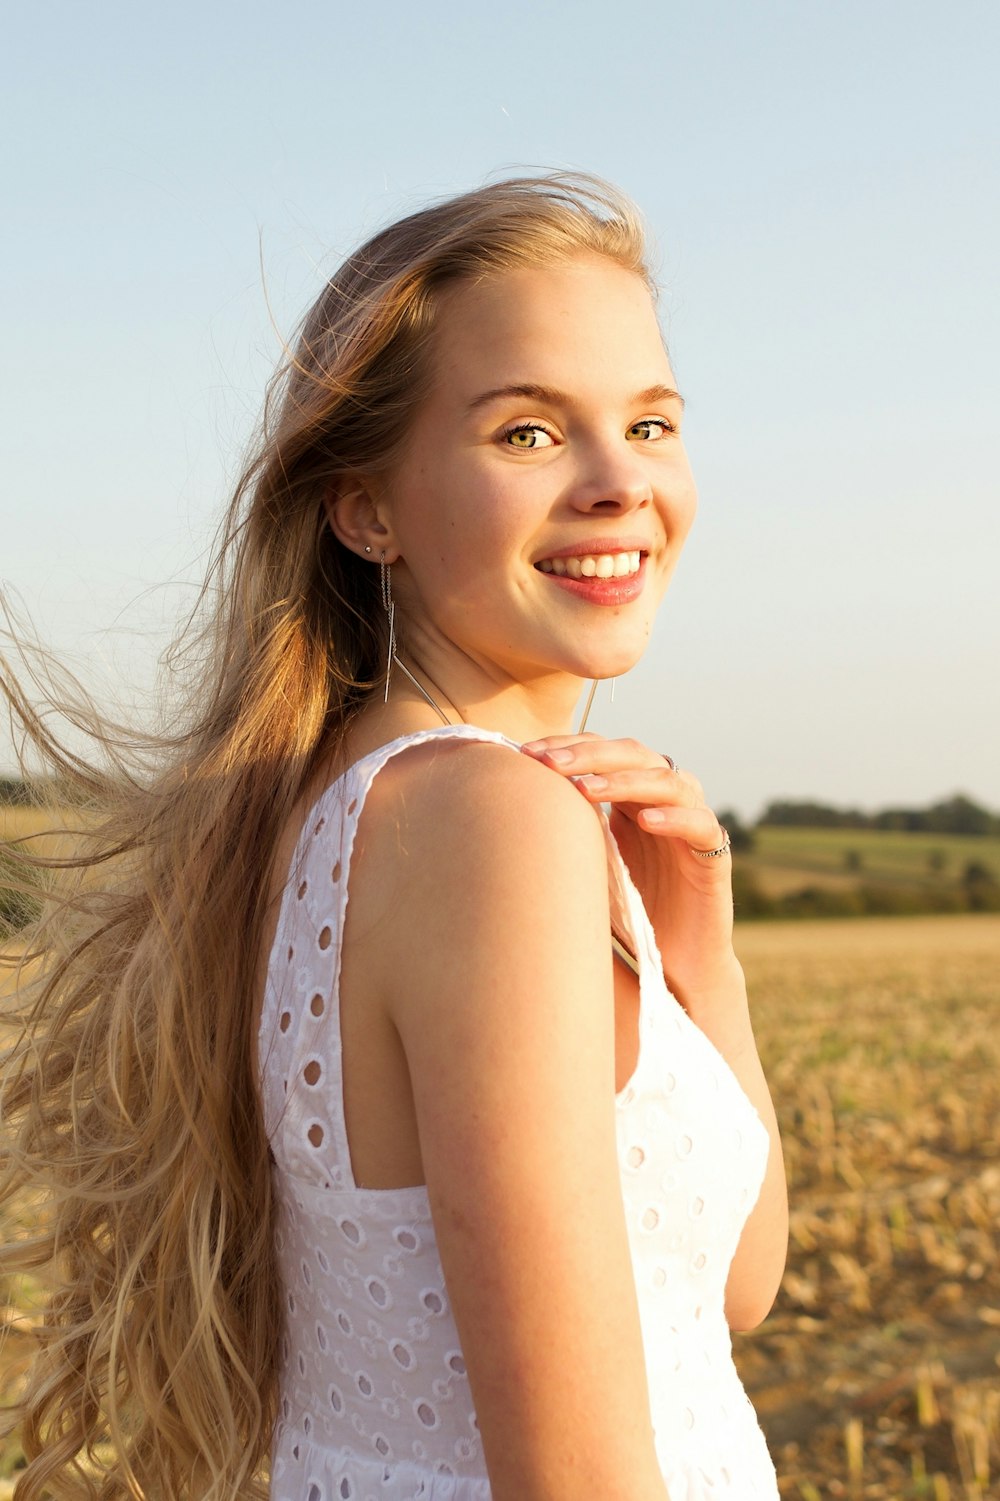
[679,487,699,538]
[393,450,541,585]
[666,466,699,540]
[445,491,533,573]
[402,509,514,603]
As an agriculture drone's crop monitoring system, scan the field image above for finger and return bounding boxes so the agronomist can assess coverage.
[521,734,604,751]
[573,767,702,811]
[522,736,676,776]
[520,733,608,763]
[635,805,729,856]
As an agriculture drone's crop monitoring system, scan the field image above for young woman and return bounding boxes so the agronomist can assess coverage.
[1,175,787,1500]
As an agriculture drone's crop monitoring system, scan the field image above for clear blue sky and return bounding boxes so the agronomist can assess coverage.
[4,0,998,818]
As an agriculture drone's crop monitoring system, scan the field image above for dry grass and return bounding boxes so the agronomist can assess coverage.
[734,915,1000,1499]
[2,914,998,1498]
[0,805,86,859]
[0,811,57,843]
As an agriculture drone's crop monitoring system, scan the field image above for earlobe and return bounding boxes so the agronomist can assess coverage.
[324,477,398,562]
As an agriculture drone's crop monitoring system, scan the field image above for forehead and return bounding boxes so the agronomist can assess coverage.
[428,255,671,397]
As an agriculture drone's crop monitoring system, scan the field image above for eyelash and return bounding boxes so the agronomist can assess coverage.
[627,418,676,440]
[500,416,676,447]
[501,421,555,446]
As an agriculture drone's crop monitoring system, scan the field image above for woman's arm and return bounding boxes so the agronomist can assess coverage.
[360,743,671,1501]
[522,736,789,1330]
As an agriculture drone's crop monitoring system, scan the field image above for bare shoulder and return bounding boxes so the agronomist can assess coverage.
[361,736,606,885]
[348,735,613,1032]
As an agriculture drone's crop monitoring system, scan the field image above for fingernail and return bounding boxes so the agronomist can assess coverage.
[579,774,607,791]
[641,809,668,825]
[521,740,545,754]
[544,748,574,765]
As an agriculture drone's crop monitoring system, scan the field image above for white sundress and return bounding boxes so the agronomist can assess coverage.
[258,724,779,1500]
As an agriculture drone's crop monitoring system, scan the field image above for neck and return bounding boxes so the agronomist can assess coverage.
[391,654,452,726]
[386,646,592,744]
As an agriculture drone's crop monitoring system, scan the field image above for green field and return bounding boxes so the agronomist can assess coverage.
[748,826,1000,887]
[733,826,1000,918]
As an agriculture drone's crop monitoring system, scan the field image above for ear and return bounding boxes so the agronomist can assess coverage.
[323,476,400,563]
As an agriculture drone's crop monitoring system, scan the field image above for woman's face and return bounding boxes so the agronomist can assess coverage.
[383,253,698,686]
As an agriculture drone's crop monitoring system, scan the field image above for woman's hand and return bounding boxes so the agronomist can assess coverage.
[522,735,790,1323]
[521,735,738,1009]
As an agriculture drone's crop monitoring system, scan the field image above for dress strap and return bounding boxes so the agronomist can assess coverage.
[259,724,668,1190]
[600,818,667,984]
[259,726,520,1193]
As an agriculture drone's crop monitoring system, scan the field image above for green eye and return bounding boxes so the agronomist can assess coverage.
[503,423,554,449]
[628,419,671,441]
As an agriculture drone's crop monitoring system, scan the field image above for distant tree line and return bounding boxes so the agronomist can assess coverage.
[3,777,997,833]
[757,793,999,837]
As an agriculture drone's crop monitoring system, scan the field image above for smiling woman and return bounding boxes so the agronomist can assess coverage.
[327,255,697,707]
[0,175,787,1501]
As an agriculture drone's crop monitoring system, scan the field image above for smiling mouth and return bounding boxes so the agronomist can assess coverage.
[536,550,643,580]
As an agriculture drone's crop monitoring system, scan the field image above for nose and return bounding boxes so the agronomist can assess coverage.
[566,438,653,515]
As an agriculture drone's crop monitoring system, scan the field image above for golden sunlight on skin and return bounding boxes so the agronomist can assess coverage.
[335,256,698,744]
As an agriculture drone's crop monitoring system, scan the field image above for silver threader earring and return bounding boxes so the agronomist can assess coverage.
[380,551,396,703]
[577,679,598,733]
[576,677,617,734]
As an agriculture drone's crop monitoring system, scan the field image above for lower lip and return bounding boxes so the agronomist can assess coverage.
[536,559,647,605]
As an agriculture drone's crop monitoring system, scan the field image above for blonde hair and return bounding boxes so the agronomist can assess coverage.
[0,173,650,1499]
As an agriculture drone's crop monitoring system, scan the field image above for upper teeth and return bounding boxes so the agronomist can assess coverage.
[538,551,642,580]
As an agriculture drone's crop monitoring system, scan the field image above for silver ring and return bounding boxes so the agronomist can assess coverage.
[689,827,731,859]
[662,753,678,772]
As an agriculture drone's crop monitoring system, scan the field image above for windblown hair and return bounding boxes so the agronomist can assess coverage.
[0,173,650,1499]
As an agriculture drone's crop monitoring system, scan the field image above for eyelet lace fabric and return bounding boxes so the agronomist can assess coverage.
[259,726,779,1499]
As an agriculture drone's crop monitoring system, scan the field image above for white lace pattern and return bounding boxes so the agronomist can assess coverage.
[258,726,779,1499]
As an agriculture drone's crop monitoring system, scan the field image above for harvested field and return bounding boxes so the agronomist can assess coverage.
[2,914,998,1497]
[734,914,1000,1499]
[0,807,86,849]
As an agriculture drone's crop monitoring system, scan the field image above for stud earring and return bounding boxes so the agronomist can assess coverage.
[364,545,372,554]
[380,551,396,703]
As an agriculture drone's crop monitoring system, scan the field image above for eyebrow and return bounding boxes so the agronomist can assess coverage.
[465,381,686,414]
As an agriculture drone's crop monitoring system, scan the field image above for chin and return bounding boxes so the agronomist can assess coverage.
[572,640,651,681]
[508,629,651,686]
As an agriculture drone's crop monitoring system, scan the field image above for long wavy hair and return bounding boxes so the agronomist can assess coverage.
[0,173,651,1499]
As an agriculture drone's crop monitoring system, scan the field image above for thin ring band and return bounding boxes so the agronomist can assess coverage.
[689,828,731,859]
[662,753,678,772]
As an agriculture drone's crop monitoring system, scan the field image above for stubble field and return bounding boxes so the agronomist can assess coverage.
[733,914,1000,1500]
[1,912,998,1498]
